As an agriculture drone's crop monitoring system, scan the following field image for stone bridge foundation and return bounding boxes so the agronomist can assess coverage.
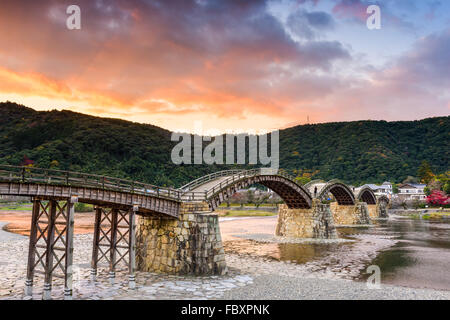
[276,199,338,239]
[378,202,389,218]
[136,202,227,275]
[330,202,371,225]
[367,204,381,219]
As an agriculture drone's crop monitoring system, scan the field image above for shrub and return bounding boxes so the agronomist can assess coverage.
[74,202,93,212]
[426,190,450,207]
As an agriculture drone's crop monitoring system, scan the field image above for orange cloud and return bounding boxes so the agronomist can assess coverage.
[0,0,447,133]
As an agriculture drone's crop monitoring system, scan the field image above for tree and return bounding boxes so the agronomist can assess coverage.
[427,179,442,193]
[392,183,399,194]
[50,160,59,168]
[20,155,34,167]
[418,161,434,184]
[436,172,450,195]
[246,190,255,205]
[426,190,450,207]
[230,192,247,208]
[295,176,311,185]
[267,193,283,208]
[444,182,450,195]
[403,176,418,184]
[253,192,270,208]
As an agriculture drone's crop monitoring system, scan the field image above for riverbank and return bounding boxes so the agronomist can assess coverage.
[1,213,450,299]
[0,209,278,235]
[223,273,450,300]
[0,210,96,235]
[0,222,25,242]
[1,233,449,300]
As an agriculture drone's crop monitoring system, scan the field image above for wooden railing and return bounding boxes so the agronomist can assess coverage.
[180,168,308,201]
[0,165,305,203]
[0,164,183,201]
[179,169,244,191]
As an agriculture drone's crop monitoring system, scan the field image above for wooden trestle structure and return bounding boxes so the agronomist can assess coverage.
[24,197,137,300]
[0,165,388,299]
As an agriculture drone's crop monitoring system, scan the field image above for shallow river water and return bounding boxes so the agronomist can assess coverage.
[277,215,450,291]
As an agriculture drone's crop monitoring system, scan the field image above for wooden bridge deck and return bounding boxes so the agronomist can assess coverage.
[0,182,180,217]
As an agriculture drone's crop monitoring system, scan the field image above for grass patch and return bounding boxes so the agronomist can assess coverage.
[218,210,277,217]
[410,212,450,220]
[218,203,278,208]
[75,203,94,213]
[0,203,32,211]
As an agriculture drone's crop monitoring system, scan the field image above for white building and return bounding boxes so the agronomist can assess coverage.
[397,183,427,200]
[358,182,393,197]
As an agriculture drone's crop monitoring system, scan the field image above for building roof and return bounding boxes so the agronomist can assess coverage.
[398,183,426,189]
[359,184,389,191]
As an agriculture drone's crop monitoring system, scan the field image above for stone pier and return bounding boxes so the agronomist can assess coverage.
[136,202,227,275]
[377,201,389,218]
[367,204,381,219]
[330,202,371,225]
[276,199,338,239]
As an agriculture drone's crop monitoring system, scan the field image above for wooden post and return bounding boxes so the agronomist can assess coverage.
[24,199,40,297]
[90,207,102,281]
[128,205,138,289]
[109,208,118,284]
[43,200,57,300]
[64,196,77,300]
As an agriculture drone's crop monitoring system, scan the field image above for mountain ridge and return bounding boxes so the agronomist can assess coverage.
[1,101,448,187]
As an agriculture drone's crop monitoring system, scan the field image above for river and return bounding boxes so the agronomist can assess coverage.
[274,214,450,291]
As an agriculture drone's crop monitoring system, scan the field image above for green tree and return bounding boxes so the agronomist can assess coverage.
[247,190,255,205]
[403,176,419,184]
[295,176,311,185]
[417,161,434,184]
[392,184,399,194]
[444,183,450,195]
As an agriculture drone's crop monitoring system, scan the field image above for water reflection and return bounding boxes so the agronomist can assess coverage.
[356,216,450,290]
[278,243,351,264]
[225,215,450,290]
[299,216,450,290]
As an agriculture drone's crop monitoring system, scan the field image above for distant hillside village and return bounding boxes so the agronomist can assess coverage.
[357,181,426,201]
[229,161,449,210]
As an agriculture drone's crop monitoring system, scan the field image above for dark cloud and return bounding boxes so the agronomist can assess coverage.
[378,28,450,87]
[287,9,336,39]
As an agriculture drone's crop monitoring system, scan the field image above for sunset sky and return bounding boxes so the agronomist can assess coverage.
[0,0,449,133]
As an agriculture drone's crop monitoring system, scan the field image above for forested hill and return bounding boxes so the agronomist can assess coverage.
[0,102,448,187]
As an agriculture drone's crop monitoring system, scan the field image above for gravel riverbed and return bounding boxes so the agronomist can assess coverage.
[223,274,450,300]
[1,218,449,300]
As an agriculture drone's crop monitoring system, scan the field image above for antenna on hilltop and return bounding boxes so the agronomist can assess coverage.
[307,115,310,124]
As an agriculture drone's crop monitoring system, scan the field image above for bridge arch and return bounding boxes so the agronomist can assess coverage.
[356,187,377,205]
[210,175,312,210]
[308,180,356,205]
[182,170,313,210]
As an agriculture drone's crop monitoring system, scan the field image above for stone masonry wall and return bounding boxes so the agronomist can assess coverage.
[330,202,371,225]
[367,204,380,219]
[136,202,227,275]
[276,199,337,239]
[378,202,388,218]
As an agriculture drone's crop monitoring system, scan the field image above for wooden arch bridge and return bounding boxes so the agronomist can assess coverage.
[0,165,386,299]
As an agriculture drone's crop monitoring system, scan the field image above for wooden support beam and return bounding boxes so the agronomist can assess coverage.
[109,208,118,284]
[24,199,40,297]
[90,206,102,281]
[128,205,137,289]
[43,200,57,300]
[64,196,77,300]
